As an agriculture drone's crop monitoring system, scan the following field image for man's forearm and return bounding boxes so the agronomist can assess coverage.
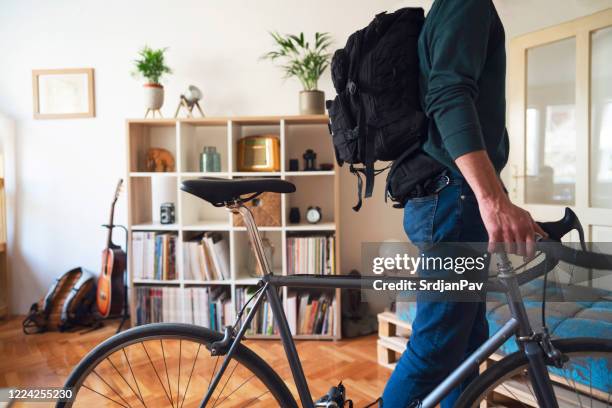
[454,150,505,203]
[454,149,546,255]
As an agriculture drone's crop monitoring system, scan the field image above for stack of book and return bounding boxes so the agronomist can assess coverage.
[235,287,278,335]
[183,232,230,281]
[287,291,334,336]
[286,235,336,275]
[186,286,232,331]
[135,286,182,325]
[132,232,177,280]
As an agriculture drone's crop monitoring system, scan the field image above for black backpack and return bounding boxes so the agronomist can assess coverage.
[326,8,444,210]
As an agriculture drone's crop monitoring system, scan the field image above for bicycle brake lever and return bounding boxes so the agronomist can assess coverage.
[537,207,586,250]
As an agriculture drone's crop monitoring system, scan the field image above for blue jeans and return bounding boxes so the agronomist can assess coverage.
[382,175,489,408]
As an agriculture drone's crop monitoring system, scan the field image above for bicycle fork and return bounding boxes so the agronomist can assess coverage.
[498,253,561,408]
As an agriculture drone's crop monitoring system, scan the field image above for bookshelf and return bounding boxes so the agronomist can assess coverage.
[126,115,341,339]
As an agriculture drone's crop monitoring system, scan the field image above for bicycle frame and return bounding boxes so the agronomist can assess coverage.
[199,202,560,408]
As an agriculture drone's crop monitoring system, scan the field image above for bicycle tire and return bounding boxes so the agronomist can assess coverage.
[455,337,612,408]
[58,323,298,408]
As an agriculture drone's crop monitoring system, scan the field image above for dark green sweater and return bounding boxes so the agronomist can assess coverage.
[418,0,509,173]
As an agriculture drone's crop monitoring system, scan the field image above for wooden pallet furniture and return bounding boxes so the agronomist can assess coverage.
[377,311,411,369]
[377,311,609,406]
[126,115,341,339]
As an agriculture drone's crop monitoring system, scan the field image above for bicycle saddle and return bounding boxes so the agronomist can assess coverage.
[181,177,296,206]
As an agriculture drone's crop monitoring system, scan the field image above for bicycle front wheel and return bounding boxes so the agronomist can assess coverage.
[59,323,298,408]
[456,337,612,407]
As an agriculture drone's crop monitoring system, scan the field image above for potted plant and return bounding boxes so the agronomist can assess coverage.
[263,32,331,115]
[133,46,172,114]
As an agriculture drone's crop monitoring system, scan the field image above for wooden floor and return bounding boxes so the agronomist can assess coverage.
[0,317,390,407]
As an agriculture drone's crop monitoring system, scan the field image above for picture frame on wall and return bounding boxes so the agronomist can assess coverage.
[32,68,95,119]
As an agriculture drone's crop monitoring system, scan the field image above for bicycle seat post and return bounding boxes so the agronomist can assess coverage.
[228,200,274,277]
[496,251,514,278]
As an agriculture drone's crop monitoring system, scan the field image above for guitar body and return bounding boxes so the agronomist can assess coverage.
[96,245,126,317]
[96,179,127,318]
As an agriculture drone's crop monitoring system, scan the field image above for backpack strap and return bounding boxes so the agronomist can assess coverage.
[23,270,73,334]
[41,270,71,318]
[350,163,391,211]
[22,303,45,334]
[59,268,95,330]
[347,30,379,209]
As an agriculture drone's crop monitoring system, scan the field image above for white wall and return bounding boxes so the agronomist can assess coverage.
[0,0,610,313]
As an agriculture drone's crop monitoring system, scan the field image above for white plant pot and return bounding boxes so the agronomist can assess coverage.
[144,84,164,110]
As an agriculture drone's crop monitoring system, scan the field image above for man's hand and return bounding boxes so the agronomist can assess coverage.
[455,150,547,257]
[478,193,547,257]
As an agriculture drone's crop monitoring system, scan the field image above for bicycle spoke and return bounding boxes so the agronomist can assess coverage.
[241,389,271,408]
[177,339,182,408]
[499,382,529,408]
[106,356,145,407]
[212,374,256,407]
[81,383,129,408]
[180,343,201,408]
[121,347,147,408]
[590,363,593,408]
[160,339,175,408]
[92,369,133,408]
[122,347,146,408]
[212,361,240,407]
[141,342,174,406]
[524,372,539,405]
[208,355,221,391]
[566,369,585,408]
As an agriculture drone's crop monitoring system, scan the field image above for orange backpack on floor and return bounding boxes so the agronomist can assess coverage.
[22,267,97,334]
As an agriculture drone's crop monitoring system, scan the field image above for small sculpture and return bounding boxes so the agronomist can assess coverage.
[303,149,317,171]
[146,148,175,172]
[174,85,205,118]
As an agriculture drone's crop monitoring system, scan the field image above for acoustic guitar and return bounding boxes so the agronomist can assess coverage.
[96,179,127,318]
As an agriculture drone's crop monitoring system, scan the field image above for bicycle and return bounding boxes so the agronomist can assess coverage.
[59,177,612,408]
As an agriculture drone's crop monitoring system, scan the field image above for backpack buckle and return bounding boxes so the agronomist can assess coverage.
[347,80,358,95]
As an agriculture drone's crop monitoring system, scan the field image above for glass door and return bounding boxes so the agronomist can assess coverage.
[507,9,612,243]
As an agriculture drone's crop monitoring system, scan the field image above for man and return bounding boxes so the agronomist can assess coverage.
[381,0,547,406]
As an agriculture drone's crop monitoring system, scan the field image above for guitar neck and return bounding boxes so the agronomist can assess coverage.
[106,201,116,248]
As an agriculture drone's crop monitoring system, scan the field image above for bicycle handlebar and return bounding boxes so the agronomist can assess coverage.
[512,208,612,286]
[535,239,612,270]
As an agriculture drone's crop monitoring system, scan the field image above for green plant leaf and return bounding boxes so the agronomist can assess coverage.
[133,45,172,84]
[261,31,332,90]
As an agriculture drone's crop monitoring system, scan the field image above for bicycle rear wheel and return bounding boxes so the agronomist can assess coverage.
[58,323,298,408]
[456,338,612,407]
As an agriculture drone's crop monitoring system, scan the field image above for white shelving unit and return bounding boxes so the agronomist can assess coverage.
[126,115,341,340]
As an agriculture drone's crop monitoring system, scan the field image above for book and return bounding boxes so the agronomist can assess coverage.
[136,286,183,325]
[189,242,203,280]
[212,234,230,280]
[287,292,298,335]
[202,236,221,280]
[286,235,335,275]
[132,232,145,279]
[135,233,178,281]
[205,233,230,280]
[297,293,309,334]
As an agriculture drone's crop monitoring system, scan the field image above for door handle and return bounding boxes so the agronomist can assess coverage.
[509,165,534,196]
